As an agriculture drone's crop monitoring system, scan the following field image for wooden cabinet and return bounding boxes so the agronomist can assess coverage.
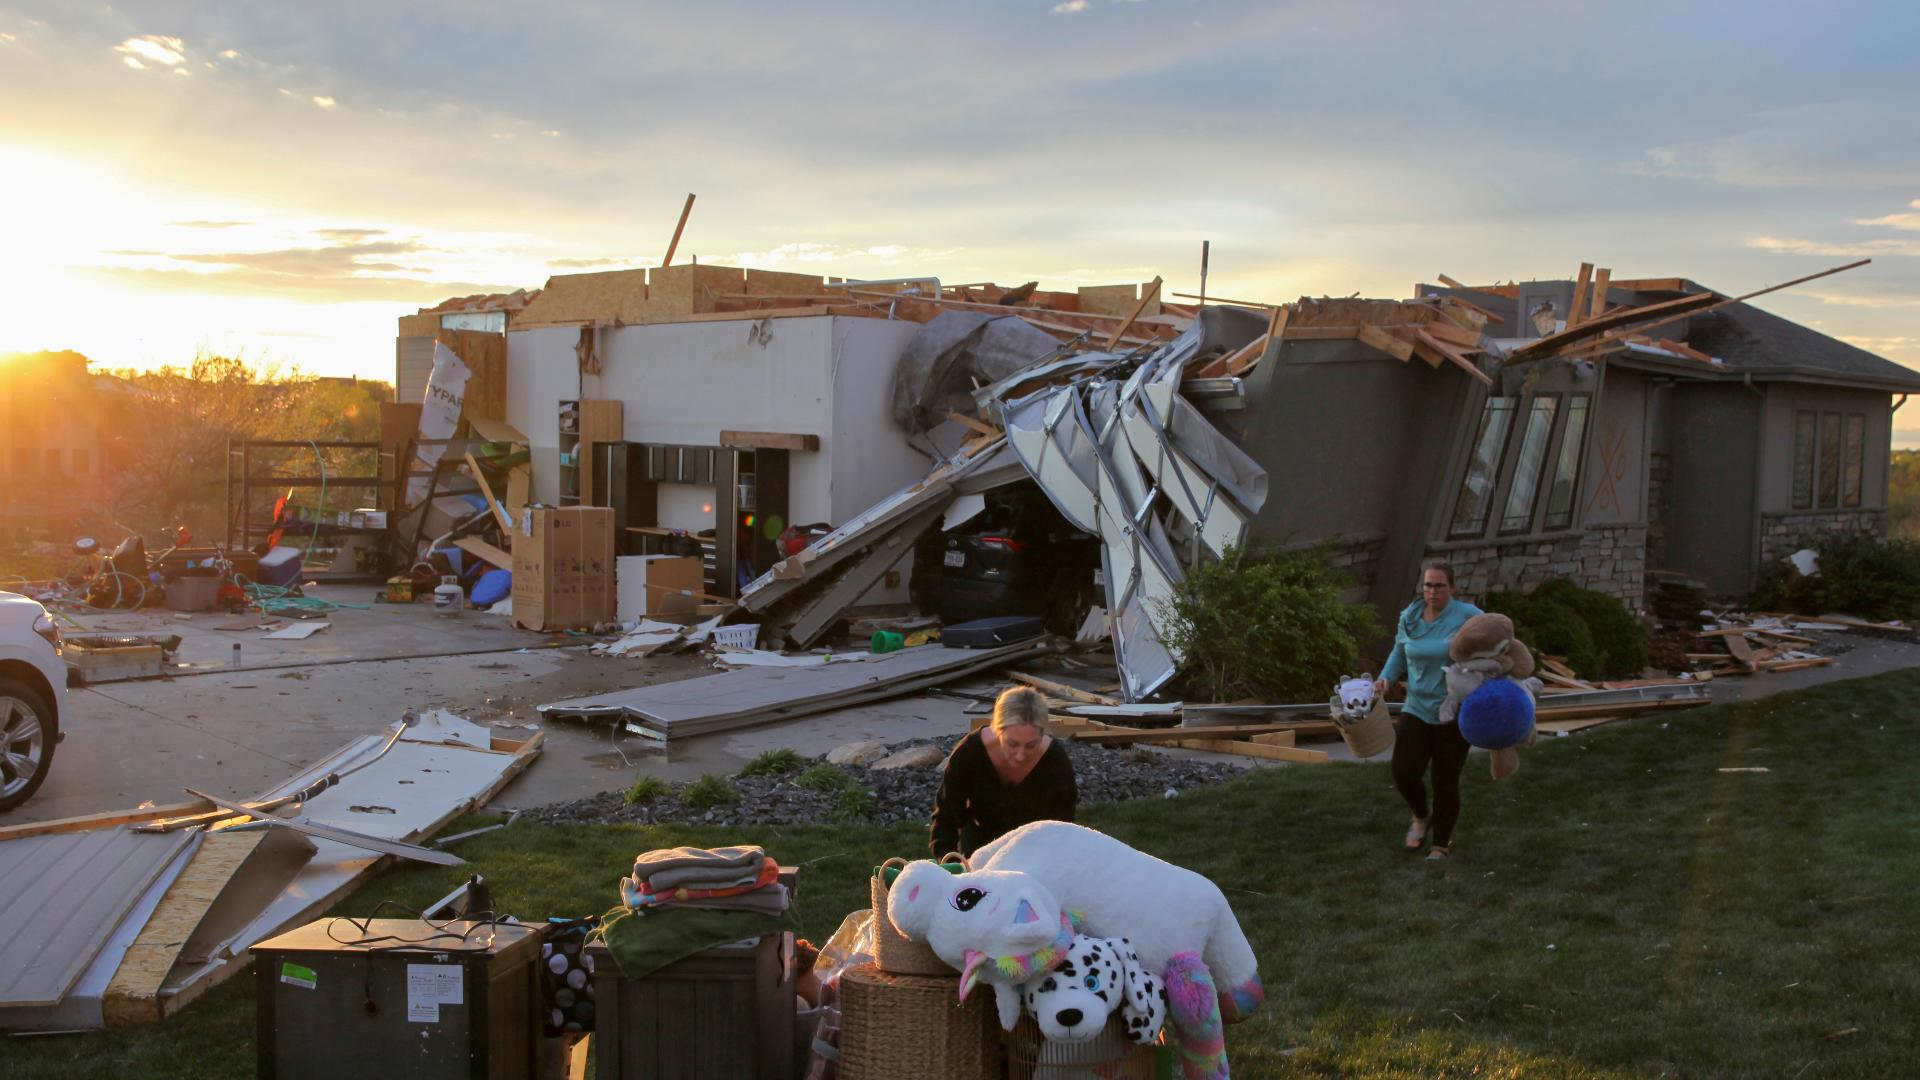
[559,399,622,506]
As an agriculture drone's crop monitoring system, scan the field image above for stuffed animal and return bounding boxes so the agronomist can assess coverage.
[1442,612,1542,779]
[1017,933,1167,1046]
[969,821,1260,1079]
[887,863,1079,1031]
[1333,674,1375,720]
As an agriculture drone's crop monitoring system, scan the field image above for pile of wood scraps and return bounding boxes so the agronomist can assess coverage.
[1687,618,1836,676]
[1182,294,1497,385]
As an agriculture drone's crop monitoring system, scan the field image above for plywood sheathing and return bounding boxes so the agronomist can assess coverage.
[396,312,441,338]
[441,329,507,424]
[1078,283,1161,318]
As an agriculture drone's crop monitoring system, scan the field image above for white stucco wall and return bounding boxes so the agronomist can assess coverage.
[829,318,932,522]
[504,326,583,506]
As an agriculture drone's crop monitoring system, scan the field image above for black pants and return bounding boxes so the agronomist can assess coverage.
[1391,713,1471,848]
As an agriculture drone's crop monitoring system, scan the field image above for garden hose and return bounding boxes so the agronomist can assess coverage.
[236,575,368,617]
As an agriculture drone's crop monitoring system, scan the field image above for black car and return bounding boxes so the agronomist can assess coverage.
[913,486,1101,634]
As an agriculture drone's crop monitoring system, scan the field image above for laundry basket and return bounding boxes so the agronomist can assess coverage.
[712,623,760,650]
[1332,694,1394,759]
[870,857,960,976]
[837,964,998,1080]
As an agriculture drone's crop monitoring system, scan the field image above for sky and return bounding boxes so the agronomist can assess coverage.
[2,1,1918,439]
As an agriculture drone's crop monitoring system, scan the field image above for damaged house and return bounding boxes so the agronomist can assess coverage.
[397,257,1917,700]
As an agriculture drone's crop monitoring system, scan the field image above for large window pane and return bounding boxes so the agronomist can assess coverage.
[1843,413,1865,508]
[1500,397,1559,533]
[1450,398,1517,537]
[1544,395,1591,529]
[1792,411,1816,509]
[1818,412,1841,508]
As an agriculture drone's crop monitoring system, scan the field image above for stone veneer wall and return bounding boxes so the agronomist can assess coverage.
[1323,535,1387,594]
[1434,524,1648,613]
[1758,508,1889,566]
[1646,451,1672,570]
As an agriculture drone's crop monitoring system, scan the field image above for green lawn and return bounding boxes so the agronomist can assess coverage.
[9,669,1919,1078]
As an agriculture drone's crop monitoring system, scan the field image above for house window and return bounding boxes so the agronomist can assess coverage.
[1500,396,1559,533]
[1818,412,1841,508]
[1843,413,1865,508]
[1449,397,1517,537]
[1543,394,1591,530]
[1792,411,1816,509]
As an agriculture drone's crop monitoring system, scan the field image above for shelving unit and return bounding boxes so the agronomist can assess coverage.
[225,439,394,580]
[559,399,622,507]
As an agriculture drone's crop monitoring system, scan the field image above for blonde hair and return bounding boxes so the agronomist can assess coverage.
[991,686,1049,733]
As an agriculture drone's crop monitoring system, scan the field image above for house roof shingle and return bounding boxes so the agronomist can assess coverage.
[1685,302,1920,391]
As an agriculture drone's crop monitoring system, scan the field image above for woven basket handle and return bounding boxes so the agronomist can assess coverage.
[936,851,967,869]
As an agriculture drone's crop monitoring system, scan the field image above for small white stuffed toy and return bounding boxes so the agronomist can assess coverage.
[1332,673,1376,722]
[1019,933,1167,1045]
[887,864,1077,1030]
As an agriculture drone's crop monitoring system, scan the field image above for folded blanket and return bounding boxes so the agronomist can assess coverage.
[623,859,779,909]
[597,905,802,981]
[630,844,765,883]
[644,862,770,892]
[656,883,791,917]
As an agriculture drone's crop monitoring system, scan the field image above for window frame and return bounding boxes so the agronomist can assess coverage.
[1791,410,1816,510]
[1448,396,1520,539]
[1842,412,1865,508]
[1817,411,1842,508]
[1498,394,1562,536]
[1543,393,1593,531]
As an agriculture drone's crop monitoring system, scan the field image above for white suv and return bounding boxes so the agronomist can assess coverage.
[0,591,67,813]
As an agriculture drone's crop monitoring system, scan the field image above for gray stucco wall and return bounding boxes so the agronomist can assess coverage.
[1757,383,1893,513]
[1661,384,1763,595]
[1580,367,1649,525]
[1209,338,1475,614]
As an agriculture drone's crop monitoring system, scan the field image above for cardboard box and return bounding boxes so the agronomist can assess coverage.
[616,555,705,622]
[512,507,614,631]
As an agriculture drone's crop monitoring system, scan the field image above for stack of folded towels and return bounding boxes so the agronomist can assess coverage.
[620,844,789,916]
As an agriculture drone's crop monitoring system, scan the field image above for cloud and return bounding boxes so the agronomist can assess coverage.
[313,227,386,240]
[548,256,627,269]
[1806,292,1920,310]
[0,33,15,45]
[717,242,959,268]
[88,265,513,303]
[171,219,252,229]
[219,49,239,60]
[151,239,422,278]
[115,35,185,68]
[1052,0,1091,12]
[1746,235,1920,258]
[1855,199,1920,231]
[1619,101,1920,190]
[312,95,335,108]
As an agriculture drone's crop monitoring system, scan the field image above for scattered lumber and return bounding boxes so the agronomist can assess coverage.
[1006,671,1121,708]
[1168,738,1331,764]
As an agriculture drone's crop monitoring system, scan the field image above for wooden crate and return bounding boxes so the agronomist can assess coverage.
[585,932,797,1080]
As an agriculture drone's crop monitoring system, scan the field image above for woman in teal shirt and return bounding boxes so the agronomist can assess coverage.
[1374,559,1481,861]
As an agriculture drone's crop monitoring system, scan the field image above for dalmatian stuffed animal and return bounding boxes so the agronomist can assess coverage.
[970,821,1262,1079]
[1019,933,1167,1045]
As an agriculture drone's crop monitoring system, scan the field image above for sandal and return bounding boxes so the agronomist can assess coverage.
[1404,817,1429,852]
[1425,845,1451,861]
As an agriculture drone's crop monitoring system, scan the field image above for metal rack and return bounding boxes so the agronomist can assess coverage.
[225,440,392,580]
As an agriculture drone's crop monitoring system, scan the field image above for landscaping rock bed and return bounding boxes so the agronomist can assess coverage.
[522,733,1243,829]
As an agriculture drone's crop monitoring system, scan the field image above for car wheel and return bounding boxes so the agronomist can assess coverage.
[0,679,57,813]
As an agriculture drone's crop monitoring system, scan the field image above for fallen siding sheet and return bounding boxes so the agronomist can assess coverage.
[540,640,1054,739]
[0,827,196,1009]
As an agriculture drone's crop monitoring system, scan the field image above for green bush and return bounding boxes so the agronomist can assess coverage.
[1157,543,1377,703]
[739,748,807,778]
[1751,530,1920,621]
[794,764,851,792]
[832,784,877,823]
[1484,579,1647,678]
[623,774,670,806]
[680,773,740,810]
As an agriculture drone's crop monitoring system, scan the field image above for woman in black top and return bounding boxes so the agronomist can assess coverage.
[929,686,1077,858]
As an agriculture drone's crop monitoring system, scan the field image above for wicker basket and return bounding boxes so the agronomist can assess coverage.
[838,964,999,1080]
[1334,695,1394,759]
[1003,1013,1165,1080]
[870,857,959,976]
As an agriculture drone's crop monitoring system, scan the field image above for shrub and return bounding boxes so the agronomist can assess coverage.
[1752,530,1920,621]
[832,785,877,823]
[623,774,670,806]
[1484,579,1646,678]
[1157,543,1378,703]
[680,773,740,810]
[739,748,807,778]
[794,764,851,792]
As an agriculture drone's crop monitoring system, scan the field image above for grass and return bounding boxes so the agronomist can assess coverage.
[678,773,739,810]
[739,748,807,777]
[622,774,669,806]
[9,669,1920,1078]
[794,763,852,791]
[831,784,877,823]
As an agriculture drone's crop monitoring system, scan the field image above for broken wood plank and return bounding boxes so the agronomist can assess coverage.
[1590,267,1611,320]
[1535,699,1707,722]
[1724,632,1758,671]
[1170,739,1331,764]
[1106,276,1163,349]
[1538,671,1598,691]
[1068,722,1324,745]
[1567,263,1594,329]
[102,830,275,1026]
[1007,671,1121,707]
[0,800,210,842]
[463,452,515,533]
[661,192,695,269]
[1356,323,1415,362]
[1436,273,1468,290]
[719,430,821,453]
[1759,657,1835,673]
[454,538,512,570]
[1540,656,1580,681]
[1414,329,1494,385]
[1248,731,1297,748]
[946,412,1003,438]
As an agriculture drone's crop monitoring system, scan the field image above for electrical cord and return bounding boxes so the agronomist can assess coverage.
[324,899,519,953]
